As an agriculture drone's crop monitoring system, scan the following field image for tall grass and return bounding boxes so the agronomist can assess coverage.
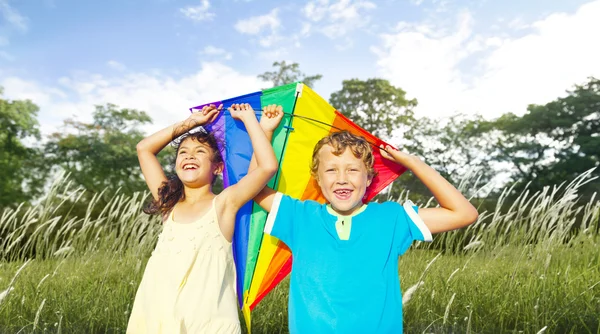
[407,168,600,254]
[0,170,598,333]
[0,174,161,262]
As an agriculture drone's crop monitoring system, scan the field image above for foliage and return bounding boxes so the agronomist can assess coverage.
[44,104,153,198]
[258,61,323,88]
[490,77,600,199]
[329,78,417,138]
[0,88,48,208]
[384,114,498,201]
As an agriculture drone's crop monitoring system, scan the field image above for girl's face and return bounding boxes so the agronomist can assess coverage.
[315,145,372,216]
[175,137,222,187]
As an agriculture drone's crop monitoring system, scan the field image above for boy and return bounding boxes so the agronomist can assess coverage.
[251,108,478,333]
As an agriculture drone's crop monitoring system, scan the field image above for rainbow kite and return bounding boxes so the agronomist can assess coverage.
[190,82,406,330]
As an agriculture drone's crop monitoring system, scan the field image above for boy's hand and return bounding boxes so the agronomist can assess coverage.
[187,104,222,128]
[379,144,419,168]
[228,103,256,121]
[260,104,284,133]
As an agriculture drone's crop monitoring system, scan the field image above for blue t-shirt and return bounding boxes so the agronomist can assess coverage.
[264,193,433,333]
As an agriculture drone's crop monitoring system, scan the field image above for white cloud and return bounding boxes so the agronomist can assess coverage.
[180,0,215,22]
[200,46,232,60]
[507,17,529,30]
[0,0,28,32]
[372,0,600,119]
[234,8,283,48]
[107,60,126,71]
[257,47,288,61]
[300,22,311,37]
[1,62,268,136]
[302,0,376,39]
[2,76,67,105]
[234,8,280,35]
[258,34,283,48]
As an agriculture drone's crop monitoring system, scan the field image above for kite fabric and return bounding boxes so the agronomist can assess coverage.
[189,82,407,330]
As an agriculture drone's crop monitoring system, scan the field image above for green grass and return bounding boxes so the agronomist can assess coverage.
[0,172,598,333]
[0,244,597,333]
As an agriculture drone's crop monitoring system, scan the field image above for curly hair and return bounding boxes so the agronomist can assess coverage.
[310,130,376,179]
[144,129,223,216]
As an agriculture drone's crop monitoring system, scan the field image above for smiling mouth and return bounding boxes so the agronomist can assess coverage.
[182,163,199,170]
[333,189,352,199]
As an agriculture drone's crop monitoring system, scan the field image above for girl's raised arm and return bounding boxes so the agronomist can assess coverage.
[136,106,221,201]
[218,103,279,214]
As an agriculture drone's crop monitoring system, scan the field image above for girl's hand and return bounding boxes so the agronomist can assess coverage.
[260,104,284,132]
[228,103,256,122]
[187,104,222,128]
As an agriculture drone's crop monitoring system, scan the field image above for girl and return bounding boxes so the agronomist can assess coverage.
[127,103,280,333]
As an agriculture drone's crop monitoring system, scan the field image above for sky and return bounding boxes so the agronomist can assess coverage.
[1,0,599,137]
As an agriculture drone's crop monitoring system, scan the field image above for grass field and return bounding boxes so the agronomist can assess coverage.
[0,173,598,333]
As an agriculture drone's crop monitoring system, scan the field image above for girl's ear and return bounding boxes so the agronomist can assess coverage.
[214,162,224,175]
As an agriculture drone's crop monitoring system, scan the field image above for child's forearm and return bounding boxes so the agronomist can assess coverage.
[401,155,479,231]
[248,128,275,173]
[243,118,277,173]
[403,157,467,208]
[136,119,192,155]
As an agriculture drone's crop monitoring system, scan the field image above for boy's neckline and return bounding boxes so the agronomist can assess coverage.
[326,203,367,218]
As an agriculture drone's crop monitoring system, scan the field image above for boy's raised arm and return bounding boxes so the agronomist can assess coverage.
[247,105,284,213]
[380,145,479,234]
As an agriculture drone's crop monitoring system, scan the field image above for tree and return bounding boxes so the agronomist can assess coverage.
[373,113,498,205]
[0,88,48,208]
[405,114,497,190]
[329,78,417,138]
[492,77,600,198]
[258,61,323,88]
[45,104,154,197]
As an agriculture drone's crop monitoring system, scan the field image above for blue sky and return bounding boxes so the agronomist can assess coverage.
[1,0,599,136]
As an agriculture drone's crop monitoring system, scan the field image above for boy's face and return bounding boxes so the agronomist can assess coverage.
[316,145,372,216]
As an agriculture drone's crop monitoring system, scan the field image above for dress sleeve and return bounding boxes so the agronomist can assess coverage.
[396,200,433,255]
[263,193,300,250]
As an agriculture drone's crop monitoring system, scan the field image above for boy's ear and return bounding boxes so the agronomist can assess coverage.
[314,174,322,183]
[312,174,322,188]
[366,175,373,187]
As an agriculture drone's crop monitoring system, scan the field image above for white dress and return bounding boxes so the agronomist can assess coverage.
[127,197,241,333]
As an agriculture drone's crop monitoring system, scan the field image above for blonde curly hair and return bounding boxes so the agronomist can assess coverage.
[310,130,376,179]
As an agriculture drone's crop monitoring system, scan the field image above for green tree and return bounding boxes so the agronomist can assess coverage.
[402,114,497,196]
[329,78,417,138]
[0,88,47,207]
[492,77,600,198]
[45,104,154,197]
[258,61,323,88]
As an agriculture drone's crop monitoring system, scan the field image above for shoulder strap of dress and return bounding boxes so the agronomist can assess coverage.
[211,195,218,214]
